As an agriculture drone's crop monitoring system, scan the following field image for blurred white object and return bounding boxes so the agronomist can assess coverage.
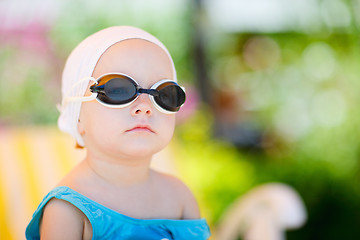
[216,183,307,240]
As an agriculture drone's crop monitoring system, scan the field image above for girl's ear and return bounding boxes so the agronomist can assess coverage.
[77,118,85,135]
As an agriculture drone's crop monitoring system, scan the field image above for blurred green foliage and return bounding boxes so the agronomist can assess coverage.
[0,47,59,124]
[175,28,360,239]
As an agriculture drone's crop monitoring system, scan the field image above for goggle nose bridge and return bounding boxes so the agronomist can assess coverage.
[138,88,159,97]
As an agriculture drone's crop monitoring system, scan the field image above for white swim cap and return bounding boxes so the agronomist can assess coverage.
[57,26,177,147]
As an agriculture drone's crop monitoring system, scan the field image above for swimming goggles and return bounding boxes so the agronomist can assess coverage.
[64,73,186,114]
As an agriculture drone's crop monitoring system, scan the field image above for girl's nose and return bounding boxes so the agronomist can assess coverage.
[131,94,152,116]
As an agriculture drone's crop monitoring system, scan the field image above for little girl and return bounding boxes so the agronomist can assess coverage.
[26,26,210,239]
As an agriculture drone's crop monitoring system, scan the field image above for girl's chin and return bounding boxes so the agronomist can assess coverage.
[88,138,169,160]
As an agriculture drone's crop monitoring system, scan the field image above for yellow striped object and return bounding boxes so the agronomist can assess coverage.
[0,126,83,240]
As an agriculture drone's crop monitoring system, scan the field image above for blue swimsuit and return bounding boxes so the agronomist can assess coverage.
[26,186,211,240]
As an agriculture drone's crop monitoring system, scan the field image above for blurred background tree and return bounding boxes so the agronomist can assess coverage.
[1,0,360,239]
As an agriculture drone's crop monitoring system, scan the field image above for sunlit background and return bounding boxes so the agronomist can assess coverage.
[1,0,360,239]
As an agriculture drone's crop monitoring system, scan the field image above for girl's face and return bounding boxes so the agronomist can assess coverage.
[78,39,176,160]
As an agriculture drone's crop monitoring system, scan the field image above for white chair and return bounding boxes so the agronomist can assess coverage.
[215,183,307,240]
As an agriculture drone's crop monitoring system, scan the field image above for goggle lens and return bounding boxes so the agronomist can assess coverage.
[155,83,186,112]
[102,77,137,104]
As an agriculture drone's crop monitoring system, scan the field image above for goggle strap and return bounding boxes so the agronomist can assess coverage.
[60,77,98,108]
[64,93,97,103]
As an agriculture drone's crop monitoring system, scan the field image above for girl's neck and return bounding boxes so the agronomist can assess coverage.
[83,151,153,188]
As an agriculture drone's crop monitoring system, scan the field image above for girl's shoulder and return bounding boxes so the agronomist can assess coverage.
[151,170,201,219]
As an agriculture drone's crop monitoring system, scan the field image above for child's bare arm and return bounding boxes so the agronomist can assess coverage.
[40,198,91,240]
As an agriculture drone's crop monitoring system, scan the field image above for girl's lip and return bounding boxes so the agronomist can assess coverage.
[126,125,155,133]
